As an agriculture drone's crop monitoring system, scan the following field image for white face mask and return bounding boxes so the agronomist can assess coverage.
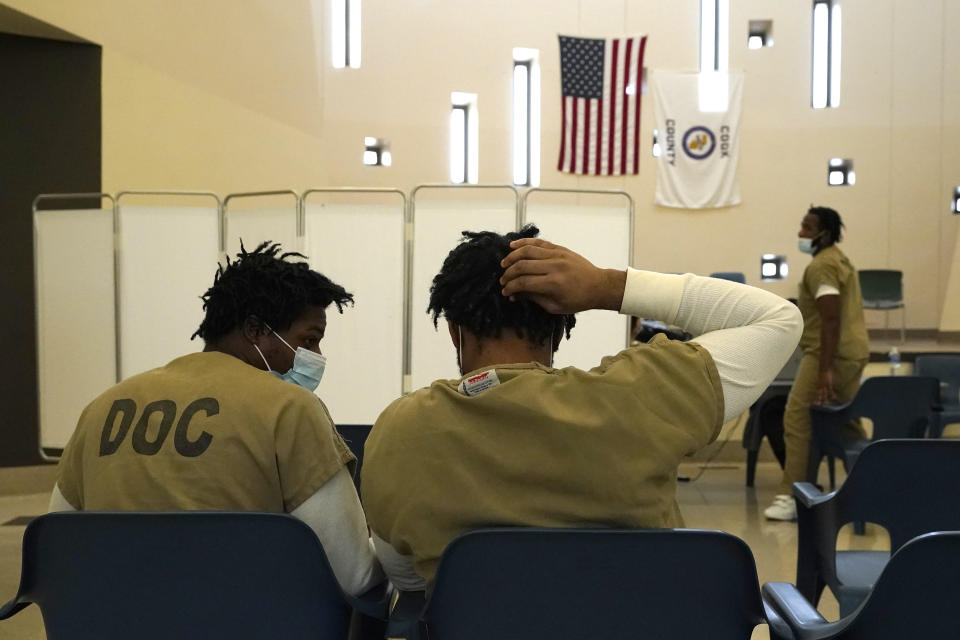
[253,327,327,392]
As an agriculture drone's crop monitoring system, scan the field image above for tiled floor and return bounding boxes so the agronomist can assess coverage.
[0,460,888,639]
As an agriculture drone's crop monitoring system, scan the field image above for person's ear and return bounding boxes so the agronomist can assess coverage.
[242,316,267,344]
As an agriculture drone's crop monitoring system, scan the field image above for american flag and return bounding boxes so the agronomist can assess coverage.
[558,34,647,176]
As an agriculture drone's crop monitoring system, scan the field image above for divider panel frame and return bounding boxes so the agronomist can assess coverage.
[521,188,635,370]
[223,190,301,259]
[115,191,222,380]
[409,185,520,391]
[33,193,117,460]
[302,188,408,426]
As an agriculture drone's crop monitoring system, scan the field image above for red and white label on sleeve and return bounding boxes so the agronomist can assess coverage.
[458,369,501,396]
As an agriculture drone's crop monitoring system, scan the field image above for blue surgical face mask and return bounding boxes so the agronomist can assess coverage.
[253,328,326,392]
[797,237,815,254]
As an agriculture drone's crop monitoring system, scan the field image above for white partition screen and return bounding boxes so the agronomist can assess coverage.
[224,192,299,257]
[35,206,116,452]
[303,191,405,425]
[410,186,519,391]
[117,204,220,378]
[523,191,632,370]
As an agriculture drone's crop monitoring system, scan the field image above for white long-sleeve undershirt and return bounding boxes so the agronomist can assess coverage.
[48,467,384,597]
[621,269,803,422]
[373,269,803,590]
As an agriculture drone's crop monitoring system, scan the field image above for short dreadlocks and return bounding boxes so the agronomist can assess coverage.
[428,224,576,347]
[192,241,353,343]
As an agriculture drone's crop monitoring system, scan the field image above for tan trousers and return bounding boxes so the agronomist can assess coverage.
[777,353,867,494]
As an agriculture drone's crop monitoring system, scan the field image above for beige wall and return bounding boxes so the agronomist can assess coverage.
[5,0,959,328]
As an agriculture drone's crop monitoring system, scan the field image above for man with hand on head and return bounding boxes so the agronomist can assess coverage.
[49,241,384,597]
[361,225,802,592]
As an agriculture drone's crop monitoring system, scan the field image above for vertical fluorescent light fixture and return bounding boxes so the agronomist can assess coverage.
[699,0,729,112]
[450,105,466,184]
[812,0,839,108]
[331,0,360,69]
[348,0,361,68]
[450,92,478,184]
[512,48,540,187]
[830,2,841,107]
[331,0,346,69]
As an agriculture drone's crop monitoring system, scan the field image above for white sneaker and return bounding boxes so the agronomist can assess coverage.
[764,494,797,521]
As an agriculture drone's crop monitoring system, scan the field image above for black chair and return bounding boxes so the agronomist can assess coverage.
[389,528,791,640]
[710,271,747,284]
[792,439,960,617]
[807,376,941,486]
[742,347,802,486]
[858,269,905,344]
[913,354,960,437]
[763,531,960,639]
[336,424,372,491]
[0,512,387,640]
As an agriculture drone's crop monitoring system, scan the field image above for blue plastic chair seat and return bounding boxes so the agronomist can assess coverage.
[834,550,889,613]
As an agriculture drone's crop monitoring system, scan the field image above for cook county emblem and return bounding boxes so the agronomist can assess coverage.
[682,126,715,160]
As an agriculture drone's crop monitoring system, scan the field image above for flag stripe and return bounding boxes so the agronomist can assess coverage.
[618,38,633,175]
[607,38,619,175]
[558,97,567,171]
[633,36,647,174]
[571,98,580,174]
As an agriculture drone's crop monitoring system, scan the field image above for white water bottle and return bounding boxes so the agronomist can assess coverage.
[888,346,901,376]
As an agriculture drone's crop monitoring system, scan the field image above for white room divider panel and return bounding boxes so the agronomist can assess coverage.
[223,190,300,258]
[34,194,117,457]
[409,185,520,392]
[522,189,634,371]
[303,188,407,425]
[116,192,221,379]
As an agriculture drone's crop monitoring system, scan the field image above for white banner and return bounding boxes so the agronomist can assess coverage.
[653,71,743,209]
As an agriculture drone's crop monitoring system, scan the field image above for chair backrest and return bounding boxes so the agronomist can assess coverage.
[857,269,902,302]
[829,440,960,551]
[424,528,766,640]
[834,532,960,639]
[3,512,351,640]
[847,376,940,439]
[914,354,960,408]
[710,271,747,284]
[336,424,372,491]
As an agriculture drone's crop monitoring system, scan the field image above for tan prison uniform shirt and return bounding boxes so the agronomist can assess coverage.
[797,245,869,360]
[361,334,724,584]
[57,351,354,512]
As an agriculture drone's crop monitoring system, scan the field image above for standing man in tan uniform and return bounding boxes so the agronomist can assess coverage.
[362,225,802,591]
[49,242,384,596]
[765,206,869,521]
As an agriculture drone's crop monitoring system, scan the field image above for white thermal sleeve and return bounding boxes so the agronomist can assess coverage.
[290,467,385,596]
[372,531,427,592]
[620,269,803,422]
[47,484,78,512]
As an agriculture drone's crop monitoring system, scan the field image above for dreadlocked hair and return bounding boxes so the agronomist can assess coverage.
[808,206,844,243]
[191,240,353,343]
[428,224,576,346]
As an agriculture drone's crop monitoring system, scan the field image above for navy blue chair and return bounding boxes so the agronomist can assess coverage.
[390,528,790,640]
[858,269,905,343]
[337,424,372,491]
[0,512,386,640]
[807,376,941,487]
[710,271,747,284]
[792,440,960,617]
[913,354,960,437]
[763,531,960,639]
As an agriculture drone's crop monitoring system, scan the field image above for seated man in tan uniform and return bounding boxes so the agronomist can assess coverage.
[50,242,383,596]
[361,225,803,591]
